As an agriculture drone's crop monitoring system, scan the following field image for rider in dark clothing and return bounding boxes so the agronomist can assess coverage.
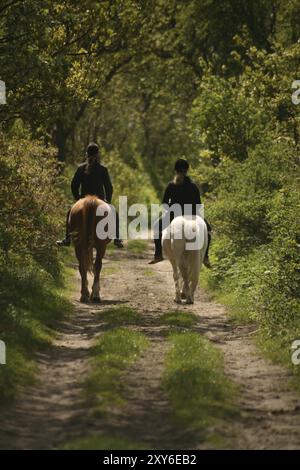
[71,161,113,202]
[149,158,211,267]
[56,142,123,248]
[162,176,202,214]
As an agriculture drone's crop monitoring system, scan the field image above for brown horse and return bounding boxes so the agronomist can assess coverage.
[69,195,112,302]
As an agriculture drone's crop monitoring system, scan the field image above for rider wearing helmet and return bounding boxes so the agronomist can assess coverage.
[56,142,123,248]
[149,158,211,267]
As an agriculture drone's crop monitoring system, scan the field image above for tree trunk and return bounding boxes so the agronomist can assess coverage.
[54,120,69,162]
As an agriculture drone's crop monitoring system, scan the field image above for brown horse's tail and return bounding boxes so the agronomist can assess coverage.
[81,197,97,273]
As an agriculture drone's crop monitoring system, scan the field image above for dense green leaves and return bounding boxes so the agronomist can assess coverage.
[0,131,72,399]
[189,41,300,362]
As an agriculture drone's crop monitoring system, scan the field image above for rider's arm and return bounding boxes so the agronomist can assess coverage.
[162,183,172,207]
[194,184,202,204]
[192,183,203,216]
[103,167,113,203]
[71,167,82,200]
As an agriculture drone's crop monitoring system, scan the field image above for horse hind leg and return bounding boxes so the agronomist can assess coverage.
[79,264,89,302]
[91,246,105,303]
[76,246,90,303]
[186,256,201,305]
[179,261,189,300]
[169,258,181,304]
[170,240,185,304]
[185,279,194,305]
[174,269,182,303]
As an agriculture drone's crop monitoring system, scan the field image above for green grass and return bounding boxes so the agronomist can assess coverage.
[0,348,35,402]
[62,435,147,450]
[142,269,155,277]
[255,328,300,392]
[126,239,148,254]
[200,270,252,325]
[0,262,73,402]
[106,241,117,252]
[102,265,119,276]
[101,236,148,254]
[160,311,198,328]
[96,307,142,326]
[201,268,300,391]
[210,289,252,326]
[84,328,149,414]
[163,332,238,440]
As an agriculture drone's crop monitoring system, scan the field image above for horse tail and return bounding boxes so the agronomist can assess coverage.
[82,197,97,273]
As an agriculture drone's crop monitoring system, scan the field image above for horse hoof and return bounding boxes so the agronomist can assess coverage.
[91,297,101,303]
[174,298,182,304]
[80,296,89,303]
[186,299,194,305]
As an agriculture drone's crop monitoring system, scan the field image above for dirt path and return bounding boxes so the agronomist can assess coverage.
[0,244,300,449]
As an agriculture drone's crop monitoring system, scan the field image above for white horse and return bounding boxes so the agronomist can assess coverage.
[162,215,208,304]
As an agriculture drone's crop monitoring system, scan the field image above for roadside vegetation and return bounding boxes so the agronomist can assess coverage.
[191,47,300,378]
[0,136,73,401]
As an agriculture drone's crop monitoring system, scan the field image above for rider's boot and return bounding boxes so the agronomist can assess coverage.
[114,239,124,248]
[203,255,212,269]
[148,254,164,264]
[56,235,71,247]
